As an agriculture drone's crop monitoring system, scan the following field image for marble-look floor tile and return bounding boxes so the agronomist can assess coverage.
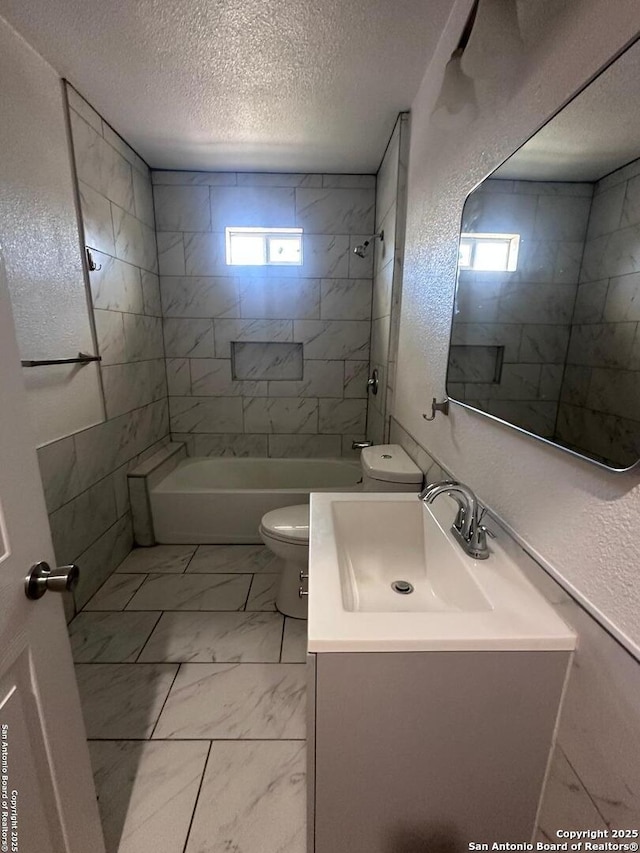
[153,663,306,739]
[83,573,146,611]
[76,663,178,738]
[281,618,308,663]
[126,573,251,611]
[185,741,306,853]
[116,545,197,574]
[138,611,284,662]
[537,748,607,838]
[70,611,160,662]
[187,544,279,573]
[89,740,209,853]
[246,574,280,611]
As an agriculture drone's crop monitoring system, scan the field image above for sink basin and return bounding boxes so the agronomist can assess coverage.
[332,500,491,613]
[308,492,576,654]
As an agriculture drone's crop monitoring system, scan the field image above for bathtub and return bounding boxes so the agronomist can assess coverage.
[149,456,362,544]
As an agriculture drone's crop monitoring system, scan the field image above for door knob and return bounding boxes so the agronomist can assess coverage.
[25,561,80,600]
[367,369,379,396]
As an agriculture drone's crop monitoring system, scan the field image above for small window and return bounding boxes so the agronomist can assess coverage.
[458,233,520,272]
[225,227,303,266]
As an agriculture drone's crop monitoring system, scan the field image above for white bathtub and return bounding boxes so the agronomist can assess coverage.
[150,456,362,544]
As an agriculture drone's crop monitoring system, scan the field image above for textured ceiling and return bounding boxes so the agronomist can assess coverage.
[0,0,456,172]
[495,35,640,182]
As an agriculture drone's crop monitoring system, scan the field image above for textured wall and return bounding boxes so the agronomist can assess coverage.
[153,171,374,457]
[452,178,592,437]
[394,0,640,653]
[36,88,169,615]
[0,17,103,445]
[557,157,640,466]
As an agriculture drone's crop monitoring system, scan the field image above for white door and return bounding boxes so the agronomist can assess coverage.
[0,251,105,853]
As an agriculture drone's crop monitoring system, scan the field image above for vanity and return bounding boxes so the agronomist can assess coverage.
[305,492,576,852]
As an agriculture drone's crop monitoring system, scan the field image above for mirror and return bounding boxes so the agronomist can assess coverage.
[447,39,640,471]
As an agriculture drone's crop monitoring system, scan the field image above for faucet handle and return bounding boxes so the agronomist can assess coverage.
[465,523,495,560]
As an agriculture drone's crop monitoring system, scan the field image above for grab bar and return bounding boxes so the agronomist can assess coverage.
[21,352,102,368]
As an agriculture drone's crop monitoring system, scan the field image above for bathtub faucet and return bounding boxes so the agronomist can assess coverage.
[419,481,494,560]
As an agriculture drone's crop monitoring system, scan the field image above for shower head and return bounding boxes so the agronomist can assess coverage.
[353,231,384,258]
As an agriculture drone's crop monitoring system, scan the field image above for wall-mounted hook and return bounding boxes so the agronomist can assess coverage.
[86,248,102,271]
[423,398,450,421]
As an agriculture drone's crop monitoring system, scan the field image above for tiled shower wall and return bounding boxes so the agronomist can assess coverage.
[453,179,593,437]
[367,113,410,444]
[557,158,640,465]
[152,170,375,457]
[390,417,640,834]
[36,86,169,615]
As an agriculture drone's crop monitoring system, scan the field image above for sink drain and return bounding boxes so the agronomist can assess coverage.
[391,580,414,595]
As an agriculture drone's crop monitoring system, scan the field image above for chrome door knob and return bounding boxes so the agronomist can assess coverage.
[25,561,80,600]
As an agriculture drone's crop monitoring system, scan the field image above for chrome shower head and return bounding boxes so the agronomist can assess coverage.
[352,231,384,259]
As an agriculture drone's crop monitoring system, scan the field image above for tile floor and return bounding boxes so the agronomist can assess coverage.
[71,543,307,853]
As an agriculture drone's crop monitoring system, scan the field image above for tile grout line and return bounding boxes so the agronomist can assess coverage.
[243,573,256,611]
[181,740,213,853]
[133,611,165,663]
[279,616,286,662]
[182,547,198,572]
[148,663,182,740]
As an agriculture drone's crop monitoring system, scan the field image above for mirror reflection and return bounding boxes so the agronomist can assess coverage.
[447,40,640,470]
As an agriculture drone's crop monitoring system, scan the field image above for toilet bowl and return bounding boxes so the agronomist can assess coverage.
[259,445,424,619]
[259,504,310,619]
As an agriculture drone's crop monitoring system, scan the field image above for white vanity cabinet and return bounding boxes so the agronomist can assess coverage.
[306,648,571,853]
[306,492,576,853]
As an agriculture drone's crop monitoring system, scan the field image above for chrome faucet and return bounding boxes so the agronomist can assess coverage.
[419,480,494,560]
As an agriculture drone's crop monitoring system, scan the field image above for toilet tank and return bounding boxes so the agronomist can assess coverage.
[360,444,423,492]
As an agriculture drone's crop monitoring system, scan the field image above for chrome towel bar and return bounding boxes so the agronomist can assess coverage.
[21,352,102,368]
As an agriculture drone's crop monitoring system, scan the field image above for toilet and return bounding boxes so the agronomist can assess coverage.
[259,444,423,618]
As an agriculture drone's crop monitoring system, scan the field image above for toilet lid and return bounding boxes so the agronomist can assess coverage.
[261,504,310,544]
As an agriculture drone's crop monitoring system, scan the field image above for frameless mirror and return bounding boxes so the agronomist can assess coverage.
[447,38,640,471]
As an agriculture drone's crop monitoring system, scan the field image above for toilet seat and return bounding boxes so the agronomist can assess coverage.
[260,504,309,545]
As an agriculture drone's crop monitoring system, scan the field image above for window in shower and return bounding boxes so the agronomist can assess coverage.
[225,227,303,266]
[458,233,520,272]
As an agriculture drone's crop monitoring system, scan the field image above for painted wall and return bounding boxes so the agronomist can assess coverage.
[153,171,374,457]
[558,157,640,466]
[367,113,410,444]
[394,0,640,654]
[0,17,103,445]
[36,89,169,615]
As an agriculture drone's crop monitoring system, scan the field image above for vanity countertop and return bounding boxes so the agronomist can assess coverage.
[307,491,577,654]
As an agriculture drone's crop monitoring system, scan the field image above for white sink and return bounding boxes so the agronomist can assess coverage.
[332,500,491,613]
[308,492,576,653]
